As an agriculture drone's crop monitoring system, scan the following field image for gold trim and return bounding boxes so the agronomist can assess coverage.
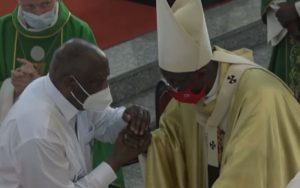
[285,37,288,82]
[13,31,18,70]
[61,28,63,45]
[12,21,65,70]
[13,12,71,39]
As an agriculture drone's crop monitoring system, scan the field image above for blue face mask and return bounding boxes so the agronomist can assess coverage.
[22,6,56,30]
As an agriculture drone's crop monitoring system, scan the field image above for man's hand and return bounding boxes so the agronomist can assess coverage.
[105,127,151,172]
[276,2,299,28]
[122,105,150,136]
[11,58,40,97]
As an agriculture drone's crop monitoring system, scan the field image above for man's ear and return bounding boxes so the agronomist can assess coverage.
[61,75,77,94]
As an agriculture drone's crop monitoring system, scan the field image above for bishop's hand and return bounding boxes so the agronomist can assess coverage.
[122,105,151,136]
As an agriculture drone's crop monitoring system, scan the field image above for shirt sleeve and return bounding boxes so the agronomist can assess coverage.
[295,2,300,17]
[15,138,117,188]
[91,106,127,144]
[0,78,14,122]
[266,2,287,46]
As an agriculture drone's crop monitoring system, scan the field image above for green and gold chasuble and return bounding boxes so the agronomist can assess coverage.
[261,0,300,101]
[146,48,300,188]
[0,2,96,85]
[0,3,124,187]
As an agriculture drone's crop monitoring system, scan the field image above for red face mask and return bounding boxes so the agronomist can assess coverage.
[169,86,206,104]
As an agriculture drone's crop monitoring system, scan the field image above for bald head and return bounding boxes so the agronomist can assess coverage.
[49,38,109,81]
[49,39,110,110]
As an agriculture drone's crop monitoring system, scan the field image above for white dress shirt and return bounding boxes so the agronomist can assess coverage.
[0,75,126,188]
[0,78,14,122]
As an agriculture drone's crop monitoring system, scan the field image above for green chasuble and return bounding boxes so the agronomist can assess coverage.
[261,0,300,101]
[0,2,96,85]
[146,48,300,188]
[0,3,124,187]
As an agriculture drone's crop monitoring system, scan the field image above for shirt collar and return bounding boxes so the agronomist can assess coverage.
[45,74,79,123]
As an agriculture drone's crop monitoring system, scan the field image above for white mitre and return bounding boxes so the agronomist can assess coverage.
[156,0,212,73]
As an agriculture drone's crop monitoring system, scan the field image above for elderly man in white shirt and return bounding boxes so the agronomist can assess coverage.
[0,39,151,188]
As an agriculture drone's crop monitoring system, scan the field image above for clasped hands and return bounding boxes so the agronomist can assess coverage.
[122,105,151,152]
[11,58,40,98]
[107,105,151,171]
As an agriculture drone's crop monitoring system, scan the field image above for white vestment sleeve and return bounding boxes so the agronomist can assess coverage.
[15,138,117,188]
[0,78,14,122]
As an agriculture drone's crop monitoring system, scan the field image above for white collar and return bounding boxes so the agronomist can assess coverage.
[45,74,79,123]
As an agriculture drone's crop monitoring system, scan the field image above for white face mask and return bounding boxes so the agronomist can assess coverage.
[70,76,113,112]
[22,5,56,30]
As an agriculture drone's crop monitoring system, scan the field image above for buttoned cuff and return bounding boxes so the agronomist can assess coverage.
[86,162,117,187]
